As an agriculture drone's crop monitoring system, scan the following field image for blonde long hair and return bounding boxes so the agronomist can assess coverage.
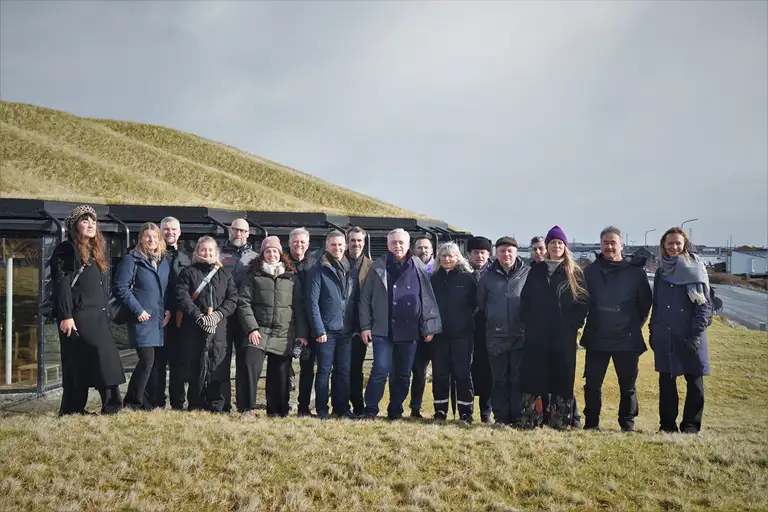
[547,246,588,302]
[135,222,166,260]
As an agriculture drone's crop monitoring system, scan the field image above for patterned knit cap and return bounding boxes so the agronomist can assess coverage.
[65,205,97,232]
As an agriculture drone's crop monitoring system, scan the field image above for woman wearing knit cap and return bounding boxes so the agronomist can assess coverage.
[50,205,125,415]
[114,222,171,410]
[236,236,309,417]
[520,225,589,429]
[176,236,238,412]
[650,227,712,434]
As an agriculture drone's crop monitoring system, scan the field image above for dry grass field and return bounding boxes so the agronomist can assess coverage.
[1,319,767,511]
[0,101,425,218]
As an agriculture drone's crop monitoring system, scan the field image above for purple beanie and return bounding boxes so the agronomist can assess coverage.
[545,225,568,247]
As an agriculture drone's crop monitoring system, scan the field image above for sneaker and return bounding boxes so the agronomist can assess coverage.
[360,414,376,421]
[297,410,314,418]
[410,409,423,419]
[621,425,635,433]
[340,411,359,420]
[458,414,473,424]
[433,411,447,421]
[681,426,699,434]
[658,425,679,434]
[480,414,492,424]
[583,424,601,431]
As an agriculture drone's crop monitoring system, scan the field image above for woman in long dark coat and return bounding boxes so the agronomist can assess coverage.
[237,236,308,417]
[520,226,589,429]
[51,205,124,415]
[650,227,712,434]
[114,222,170,410]
[176,236,238,412]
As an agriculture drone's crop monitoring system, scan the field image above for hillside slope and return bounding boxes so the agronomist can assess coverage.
[0,101,425,218]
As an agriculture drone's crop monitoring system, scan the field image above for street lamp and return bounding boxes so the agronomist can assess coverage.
[681,218,698,242]
[644,229,657,247]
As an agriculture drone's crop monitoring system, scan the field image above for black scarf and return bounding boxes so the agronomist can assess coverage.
[326,252,350,293]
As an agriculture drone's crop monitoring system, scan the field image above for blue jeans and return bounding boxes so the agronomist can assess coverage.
[315,331,352,417]
[364,336,418,418]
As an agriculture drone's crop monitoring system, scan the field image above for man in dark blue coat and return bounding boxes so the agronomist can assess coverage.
[581,226,653,432]
[306,230,358,419]
[359,228,442,420]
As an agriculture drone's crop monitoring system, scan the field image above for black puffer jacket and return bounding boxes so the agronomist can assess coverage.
[477,259,530,353]
[430,266,477,338]
[237,264,309,356]
[581,254,653,352]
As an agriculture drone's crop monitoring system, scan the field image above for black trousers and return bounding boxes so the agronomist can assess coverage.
[98,385,123,414]
[188,378,230,412]
[266,354,292,416]
[583,350,640,430]
[124,347,156,410]
[410,340,433,413]
[237,345,266,412]
[432,335,474,418]
[149,345,169,408]
[168,341,188,410]
[488,349,524,424]
[350,334,368,415]
[659,373,705,432]
[59,335,89,416]
[297,340,317,414]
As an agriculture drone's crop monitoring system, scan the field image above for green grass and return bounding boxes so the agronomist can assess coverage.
[1,319,767,510]
[0,101,427,218]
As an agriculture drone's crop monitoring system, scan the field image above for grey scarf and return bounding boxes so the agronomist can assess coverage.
[660,253,709,305]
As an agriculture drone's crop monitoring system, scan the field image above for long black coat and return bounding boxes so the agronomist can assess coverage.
[176,262,238,383]
[471,262,492,398]
[581,254,653,352]
[51,241,125,388]
[519,261,589,397]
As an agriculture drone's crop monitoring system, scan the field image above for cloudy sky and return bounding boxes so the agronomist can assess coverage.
[2,1,766,246]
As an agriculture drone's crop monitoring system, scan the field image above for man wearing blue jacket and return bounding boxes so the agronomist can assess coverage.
[306,230,358,419]
[359,228,442,420]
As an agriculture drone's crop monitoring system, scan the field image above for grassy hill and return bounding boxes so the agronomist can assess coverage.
[0,101,425,218]
[1,319,767,511]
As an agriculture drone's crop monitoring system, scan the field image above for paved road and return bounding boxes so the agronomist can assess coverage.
[711,284,768,331]
[650,279,768,330]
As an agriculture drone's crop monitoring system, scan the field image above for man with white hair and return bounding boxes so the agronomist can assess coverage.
[151,217,190,409]
[359,228,442,420]
[221,218,256,414]
[288,227,319,417]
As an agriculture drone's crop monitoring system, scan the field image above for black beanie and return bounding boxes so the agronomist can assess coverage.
[467,236,492,253]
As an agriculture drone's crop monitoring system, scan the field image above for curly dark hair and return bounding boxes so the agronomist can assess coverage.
[250,252,296,273]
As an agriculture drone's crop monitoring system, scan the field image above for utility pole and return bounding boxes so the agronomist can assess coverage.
[681,218,698,241]
[644,229,657,248]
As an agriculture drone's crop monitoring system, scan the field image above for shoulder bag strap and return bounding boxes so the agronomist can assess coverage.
[191,267,219,300]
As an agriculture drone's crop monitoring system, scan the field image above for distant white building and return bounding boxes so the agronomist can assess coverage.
[728,250,768,277]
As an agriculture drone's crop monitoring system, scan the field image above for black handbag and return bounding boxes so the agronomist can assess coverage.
[108,260,138,325]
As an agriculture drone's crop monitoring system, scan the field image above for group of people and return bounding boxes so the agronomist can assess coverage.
[51,204,712,433]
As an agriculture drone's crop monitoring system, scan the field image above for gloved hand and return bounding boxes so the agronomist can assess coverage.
[208,310,224,325]
[685,336,701,353]
[196,314,218,334]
